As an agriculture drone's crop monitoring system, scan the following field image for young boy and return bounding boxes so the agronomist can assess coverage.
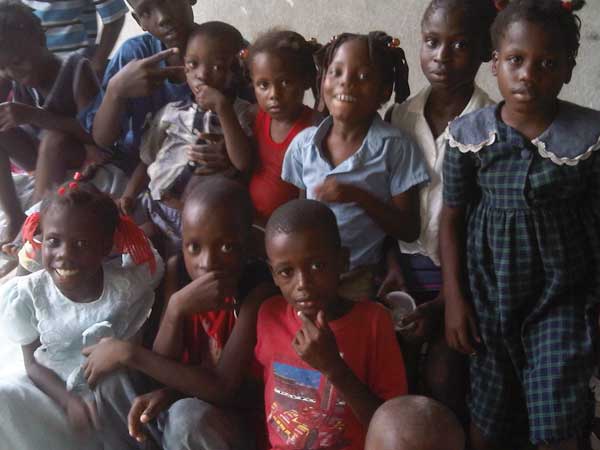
[257,199,407,449]
[365,396,465,450]
[81,177,273,450]
[0,4,101,248]
[117,22,254,255]
[87,0,230,176]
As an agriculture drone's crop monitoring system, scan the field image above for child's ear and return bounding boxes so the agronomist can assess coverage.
[491,50,499,77]
[565,61,574,85]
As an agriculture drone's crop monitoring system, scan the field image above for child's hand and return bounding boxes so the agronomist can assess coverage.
[193,85,226,113]
[293,311,345,377]
[117,196,135,216]
[0,102,37,131]
[376,265,407,298]
[171,271,236,317]
[128,388,177,443]
[445,294,481,355]
[82,337,131,388]
[314,177,359,204]
[110,48,184,99]
[186,134,231,174]
[65,393,100,432]
[399,297,444,339]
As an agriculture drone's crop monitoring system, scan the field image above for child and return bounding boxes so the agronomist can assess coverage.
[282,32,430,300]
[81,177,273,450]
[0,4,102,248]
[117,22,253,255]
[256,199,407,449]
[385,0,497,416]
[440,1,599,448]
[0,181,163,450]
[365,396,465,450]
[246,30,320,225]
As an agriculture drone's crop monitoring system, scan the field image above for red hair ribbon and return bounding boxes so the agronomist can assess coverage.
[113,215,156,274]
[561,0,573,11]
[21,212,42,251]
[494,0,510,11]
[239,48,248,60]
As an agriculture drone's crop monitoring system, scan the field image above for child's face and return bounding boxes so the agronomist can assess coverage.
[0,42,47,87]
[128,0,194,49]
[322,39,388,125]
[266,228,345,320]
[420,7,482,90]
[492,20,572,114]
[185,35,236,93]
[251,52,307,122]
[41,204,112,300]
[181,200,246,283]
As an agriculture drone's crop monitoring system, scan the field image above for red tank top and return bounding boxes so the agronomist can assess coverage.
[249,106,313,222]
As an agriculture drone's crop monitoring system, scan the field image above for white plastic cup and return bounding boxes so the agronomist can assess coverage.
[384,291,417,331]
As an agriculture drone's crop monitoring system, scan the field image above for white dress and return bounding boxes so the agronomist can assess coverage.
[0,251,164,450]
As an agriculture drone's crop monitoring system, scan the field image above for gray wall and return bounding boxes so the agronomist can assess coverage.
[117,0,600,109]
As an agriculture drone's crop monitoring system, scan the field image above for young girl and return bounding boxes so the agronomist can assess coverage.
[385,0,497,417]
[440,1,599,448]
[0,181,163,450]
[282,32,430,300]
[246,30,320,226]
[118,21,253,256]
[0,4,104,249]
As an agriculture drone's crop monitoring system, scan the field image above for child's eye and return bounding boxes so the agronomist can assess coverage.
[185,60,197,69]
[46,237,59,247]
[211,64,223,72]
[277,268,293,278]
[186,242,200,254]
[281,79,289,87]
[424,38,437,48]
[540,59,555,70]
[453,40,468,50]
[256,81,269,90]
[358,72,369,81]
[310,261,325,271]
[507,55,522,65]
[221,243,234,254]
[74,240,88,249]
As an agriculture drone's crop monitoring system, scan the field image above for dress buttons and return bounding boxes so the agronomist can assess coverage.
[520,149,532,160]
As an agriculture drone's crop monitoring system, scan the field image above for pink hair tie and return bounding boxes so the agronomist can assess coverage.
[57,186,67,196]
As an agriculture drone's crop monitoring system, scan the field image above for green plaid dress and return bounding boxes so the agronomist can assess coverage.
[443,102,600,444]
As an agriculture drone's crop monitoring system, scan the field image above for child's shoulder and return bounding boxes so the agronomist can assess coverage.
[258,295,288,319]
[346,300,392,324]
[447,104,498,154]
[534,101,600,165]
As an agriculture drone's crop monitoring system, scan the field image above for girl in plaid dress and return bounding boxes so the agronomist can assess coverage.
[440,0,600,448]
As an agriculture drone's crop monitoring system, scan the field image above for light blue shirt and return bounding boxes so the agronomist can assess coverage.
[282,115,430,269]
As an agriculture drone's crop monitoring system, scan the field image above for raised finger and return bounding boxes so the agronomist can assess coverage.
[142,47,179,65]
[128,400,148,442]
[297,311,319,336]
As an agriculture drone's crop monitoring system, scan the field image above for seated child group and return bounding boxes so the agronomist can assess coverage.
[1,0,600,449]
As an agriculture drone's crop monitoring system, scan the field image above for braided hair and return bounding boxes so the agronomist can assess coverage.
[0,2,45,63]
[491,0,585,66]
[40,182,120,238]
[423,0,499,62]
[315,32,410,110]
[247,29,321,100]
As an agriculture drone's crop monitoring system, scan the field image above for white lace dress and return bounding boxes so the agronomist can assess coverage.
[0,252,164,450]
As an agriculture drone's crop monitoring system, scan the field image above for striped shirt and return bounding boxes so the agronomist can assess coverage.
[22,0,128,56]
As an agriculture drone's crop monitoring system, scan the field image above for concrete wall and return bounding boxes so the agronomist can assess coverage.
[116,0,600,109]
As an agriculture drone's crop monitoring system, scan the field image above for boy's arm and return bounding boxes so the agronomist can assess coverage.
[118,161,149,216]
[194,86,253,173]
[82,283,273,404]
[294,312,382,426]
[92,48,182,148]
[314,178,421,242]
[23,340,98,430]
[90,16,126,77]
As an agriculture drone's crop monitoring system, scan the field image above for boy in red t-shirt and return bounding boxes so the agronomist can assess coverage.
[256,199,407,450]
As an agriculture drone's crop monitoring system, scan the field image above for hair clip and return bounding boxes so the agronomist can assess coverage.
[388,38,401,48]
[561,0,573,11]
[57,187,66,196]
[239,48,248,60]
[73,172,82,181]
[68,182,78,190]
